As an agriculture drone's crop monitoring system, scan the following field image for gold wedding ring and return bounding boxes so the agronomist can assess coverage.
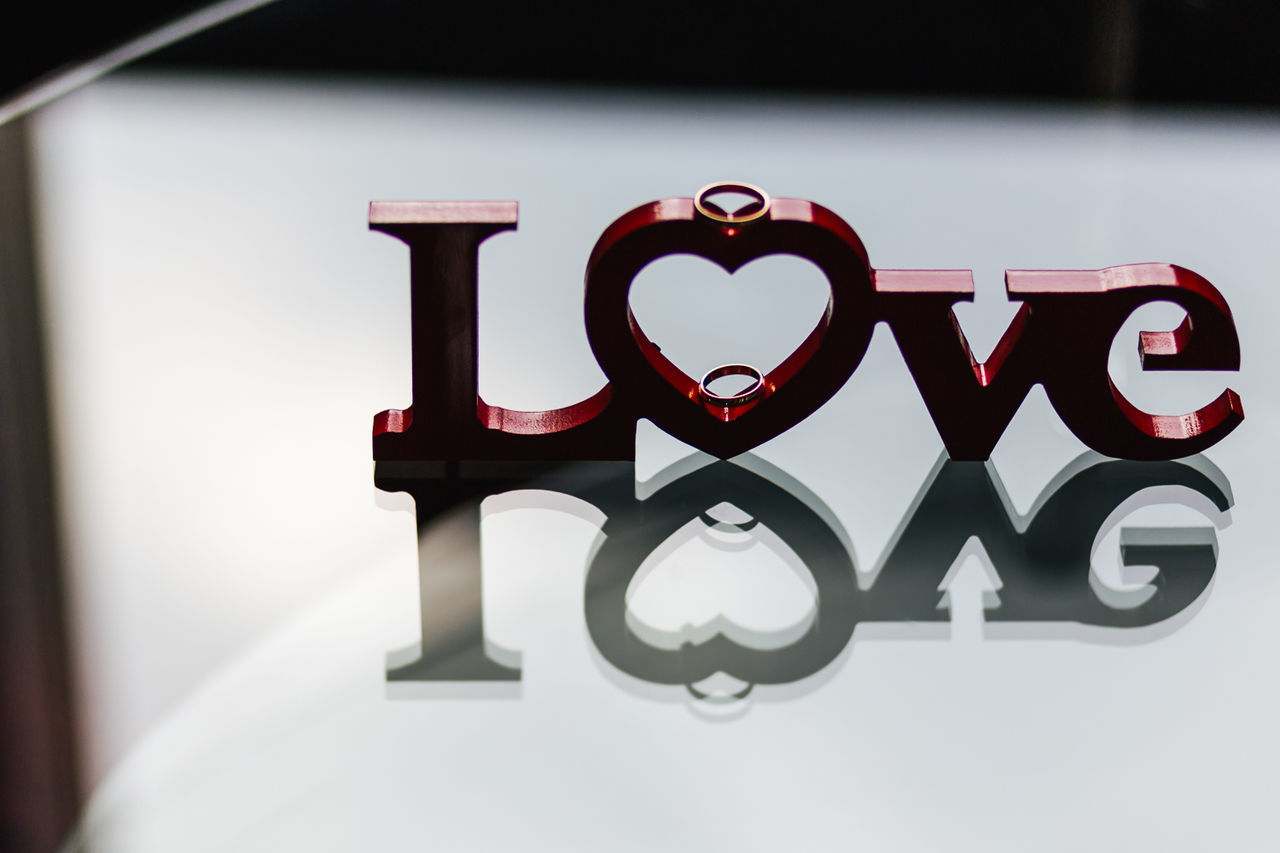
[698,363,765,408]
[693,181,772,224]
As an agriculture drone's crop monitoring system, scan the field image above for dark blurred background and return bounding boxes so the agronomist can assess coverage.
[4,0,1280,107]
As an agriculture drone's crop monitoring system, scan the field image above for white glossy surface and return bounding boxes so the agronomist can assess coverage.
[32,75,1280,851]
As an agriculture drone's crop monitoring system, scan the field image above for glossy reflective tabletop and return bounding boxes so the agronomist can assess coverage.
[33,75,1280,851]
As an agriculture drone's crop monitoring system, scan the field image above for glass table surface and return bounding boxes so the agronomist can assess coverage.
[29,74,1280,852]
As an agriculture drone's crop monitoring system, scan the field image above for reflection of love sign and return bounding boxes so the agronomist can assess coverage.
[383,454,1230,685]
[370,182,1242,465]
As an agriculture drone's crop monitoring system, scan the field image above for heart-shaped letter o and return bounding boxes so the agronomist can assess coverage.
[584,186,878,459]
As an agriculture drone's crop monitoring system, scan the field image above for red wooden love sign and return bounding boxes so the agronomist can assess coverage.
[369,182,1242,469]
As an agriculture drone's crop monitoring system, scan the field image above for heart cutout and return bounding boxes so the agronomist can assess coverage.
[624,509,819,651]
[584,184,877,458]
[627,253,833,398]
[584,460,859,685]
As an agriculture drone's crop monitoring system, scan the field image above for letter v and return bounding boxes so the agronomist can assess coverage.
[877,270,1042,461]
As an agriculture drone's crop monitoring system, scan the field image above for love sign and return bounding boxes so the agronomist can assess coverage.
[370,183,1243,468]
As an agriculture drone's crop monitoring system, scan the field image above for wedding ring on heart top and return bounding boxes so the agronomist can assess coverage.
[698,363,766,408]
[693,181,772,224]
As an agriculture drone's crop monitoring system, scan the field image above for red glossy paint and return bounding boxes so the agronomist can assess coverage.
[370,186,1243,469]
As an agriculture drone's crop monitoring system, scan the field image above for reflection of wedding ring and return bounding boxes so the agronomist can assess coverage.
[693,181,772,224]
[687,681,755,702]
[697,510,760,533]
[698,364,765,408]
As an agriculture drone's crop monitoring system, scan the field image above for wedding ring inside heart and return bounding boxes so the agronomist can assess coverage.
[583,183,878,458]
[698,363,765,409]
